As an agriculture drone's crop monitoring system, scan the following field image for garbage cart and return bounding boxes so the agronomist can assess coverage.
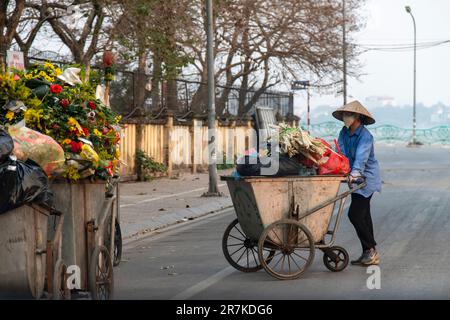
[221,175,366,280]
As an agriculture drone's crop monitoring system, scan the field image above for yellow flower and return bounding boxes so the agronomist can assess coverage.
[44,75,55,82]
[44,62,55,70]
[24,73,33,80]
[67,117,85,136]
[62,139,72,145]
[93,128,102,137]
[80,144,100,167]
[63,165,80,181]
[115,148,121,159]
[24,108,44,129]
[55,68,62,76]
[68,117,81,130]
[5,111,14,122]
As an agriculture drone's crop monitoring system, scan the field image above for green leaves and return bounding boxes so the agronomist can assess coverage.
[136,150,168,181]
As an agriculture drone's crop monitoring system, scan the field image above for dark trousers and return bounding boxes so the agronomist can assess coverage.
[348,193,377,252]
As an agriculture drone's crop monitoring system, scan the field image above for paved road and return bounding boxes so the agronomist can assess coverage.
[115,145,450,299]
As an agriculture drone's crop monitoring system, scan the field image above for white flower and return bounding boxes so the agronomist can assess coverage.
[57,67,82,86]
[95,85,109,106]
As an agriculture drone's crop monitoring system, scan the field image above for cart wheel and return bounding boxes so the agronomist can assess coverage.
[89,245,114,300]
[105,220,123,267]
[222,219,275,273]
[258,219,315,280]
[53,259,71,300]
[113,221,122,266]
[322,246,349,272]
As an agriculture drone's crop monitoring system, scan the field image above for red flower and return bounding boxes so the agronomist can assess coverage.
[70,141,83,153]
[13,75,20,81]
[105,161,113,176]
[59,99,70,108]
[50,84,63,94]
[88,101,97,110]
[113,132,121,144]
[82,127,89,136]
[103,51,115,67]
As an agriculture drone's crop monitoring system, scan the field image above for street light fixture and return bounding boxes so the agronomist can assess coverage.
[405,5,420,146]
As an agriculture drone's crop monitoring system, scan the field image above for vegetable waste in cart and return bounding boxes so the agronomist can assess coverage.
[235,124,350,177]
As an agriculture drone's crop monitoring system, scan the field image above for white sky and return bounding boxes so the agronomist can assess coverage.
[296,0,450,110]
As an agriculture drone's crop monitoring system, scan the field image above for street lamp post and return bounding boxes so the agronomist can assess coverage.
[291,80,311,131]
[342,0,347,106]
[405,6,419,146]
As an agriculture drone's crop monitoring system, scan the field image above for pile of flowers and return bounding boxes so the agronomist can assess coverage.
[0,61,122,181]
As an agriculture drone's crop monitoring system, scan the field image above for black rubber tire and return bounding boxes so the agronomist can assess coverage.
[113,221,122,267]
[323,246,349,272]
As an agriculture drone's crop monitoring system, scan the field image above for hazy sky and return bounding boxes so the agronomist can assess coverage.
[295,0,450,111]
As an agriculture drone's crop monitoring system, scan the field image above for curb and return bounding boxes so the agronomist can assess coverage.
[122,201,233,245]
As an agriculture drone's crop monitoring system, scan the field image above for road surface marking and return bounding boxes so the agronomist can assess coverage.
[120,183,227,208]
[170,266,236,300]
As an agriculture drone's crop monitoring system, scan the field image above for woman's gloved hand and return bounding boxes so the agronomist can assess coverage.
[348,172,365,187]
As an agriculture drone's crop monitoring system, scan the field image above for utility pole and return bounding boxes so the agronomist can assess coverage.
[203,0,222,197]
[405,6,419,146]
[342,0,347,105]
[306,85,311,131]
[291,80,311,130]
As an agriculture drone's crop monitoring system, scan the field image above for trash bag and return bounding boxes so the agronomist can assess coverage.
[318,139,350,175]
[0,127,14,164]
[236,155,262,176]
[0,157,54,215]
[8,124,65,176]
[236,153,306,177]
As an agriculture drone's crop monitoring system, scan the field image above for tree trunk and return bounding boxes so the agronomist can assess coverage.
[135,50,147,181]
[166,79,179,112]
[191,69,208,114]
[151,53,162,111]
[135,50,147,112]
[0,0,25,73]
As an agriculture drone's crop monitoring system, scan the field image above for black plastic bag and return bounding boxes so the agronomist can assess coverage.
[0,157,54,215]
[0,128,14,164]
[236,154,306,177]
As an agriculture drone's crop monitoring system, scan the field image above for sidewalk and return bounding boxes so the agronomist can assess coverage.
[119,169,234,243]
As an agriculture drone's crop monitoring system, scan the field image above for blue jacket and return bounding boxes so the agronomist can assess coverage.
[338,125,382,198]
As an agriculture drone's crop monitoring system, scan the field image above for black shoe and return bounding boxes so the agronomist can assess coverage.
[361,248,380,265]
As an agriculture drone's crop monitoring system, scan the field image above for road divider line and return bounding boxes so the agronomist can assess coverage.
[170,266,236,300]
[120,183,226,208]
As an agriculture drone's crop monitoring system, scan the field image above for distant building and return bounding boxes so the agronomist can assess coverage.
[365,96,396,109]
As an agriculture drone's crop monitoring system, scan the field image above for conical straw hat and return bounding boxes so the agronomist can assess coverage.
[332,100,376,125]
